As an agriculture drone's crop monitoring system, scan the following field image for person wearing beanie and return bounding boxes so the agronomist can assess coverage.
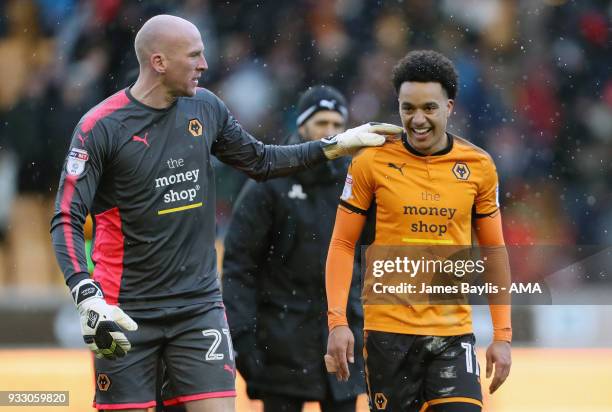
[222,85,367,412]
[295,85,349,130]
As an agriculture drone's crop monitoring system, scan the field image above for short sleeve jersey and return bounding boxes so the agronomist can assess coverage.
[339,133,499,336]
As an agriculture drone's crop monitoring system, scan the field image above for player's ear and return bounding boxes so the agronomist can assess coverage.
[446,99,454,117]
[150,52,166,74]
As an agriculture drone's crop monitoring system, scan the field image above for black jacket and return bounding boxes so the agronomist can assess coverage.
[222,133,366,401]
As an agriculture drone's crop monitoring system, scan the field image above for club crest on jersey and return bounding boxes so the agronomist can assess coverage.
[188,118,203,137]
[452,162,470,180]
[374,392,388,410]
[66,148,89,176]
[340,174,353,201]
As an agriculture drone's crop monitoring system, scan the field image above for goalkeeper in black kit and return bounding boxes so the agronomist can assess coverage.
[50,14,401,412]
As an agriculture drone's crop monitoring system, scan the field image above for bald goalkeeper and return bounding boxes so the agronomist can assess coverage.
[50,14,401,412]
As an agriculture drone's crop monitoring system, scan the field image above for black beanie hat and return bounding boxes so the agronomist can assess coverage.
[296,85,348,126]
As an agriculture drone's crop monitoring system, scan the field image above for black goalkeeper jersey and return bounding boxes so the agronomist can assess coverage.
[51,87,326,309]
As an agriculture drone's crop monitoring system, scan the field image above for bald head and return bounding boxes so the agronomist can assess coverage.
[134,15,201,68]
[131,14,207,100]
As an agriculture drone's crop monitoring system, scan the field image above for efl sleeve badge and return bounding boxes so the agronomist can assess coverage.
[66,148,89,176]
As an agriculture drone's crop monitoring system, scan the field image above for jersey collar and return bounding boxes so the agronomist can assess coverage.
[126,85,178,112]
[401,131,454,157]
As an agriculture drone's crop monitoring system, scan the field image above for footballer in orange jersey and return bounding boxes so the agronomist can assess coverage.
[325,50,512,412]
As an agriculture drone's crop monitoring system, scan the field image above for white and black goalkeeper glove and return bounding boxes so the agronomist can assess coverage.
[321,122,403,159]
[71,279,138,360]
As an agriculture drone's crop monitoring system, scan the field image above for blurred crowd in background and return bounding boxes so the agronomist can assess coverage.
[0,0,610,289]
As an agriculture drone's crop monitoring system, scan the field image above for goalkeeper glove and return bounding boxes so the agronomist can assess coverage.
[321,122,403,159]
[71,279,138,360]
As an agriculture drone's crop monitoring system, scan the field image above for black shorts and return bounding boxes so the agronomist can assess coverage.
[93,301,236,410]
[364,332,482,412]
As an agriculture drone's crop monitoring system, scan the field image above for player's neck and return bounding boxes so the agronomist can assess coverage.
[407,132,449,156]
[130,76,177,109]
[424,132,449,155]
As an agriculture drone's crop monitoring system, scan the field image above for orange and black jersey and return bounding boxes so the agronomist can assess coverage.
[340,133,499,245]
[326,133,511,339]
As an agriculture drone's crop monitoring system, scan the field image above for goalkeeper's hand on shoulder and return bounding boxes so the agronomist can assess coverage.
[321,122,403,159]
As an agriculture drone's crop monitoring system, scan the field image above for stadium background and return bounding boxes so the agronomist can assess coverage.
[0,0,610,411]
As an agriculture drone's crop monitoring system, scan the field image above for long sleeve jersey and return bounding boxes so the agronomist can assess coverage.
[51,87,326,309]
[326,134,512,341]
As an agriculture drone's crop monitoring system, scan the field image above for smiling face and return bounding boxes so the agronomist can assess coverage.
[398,81,454,155]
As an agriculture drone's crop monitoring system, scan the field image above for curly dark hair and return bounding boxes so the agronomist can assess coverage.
[392,50,459,99]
